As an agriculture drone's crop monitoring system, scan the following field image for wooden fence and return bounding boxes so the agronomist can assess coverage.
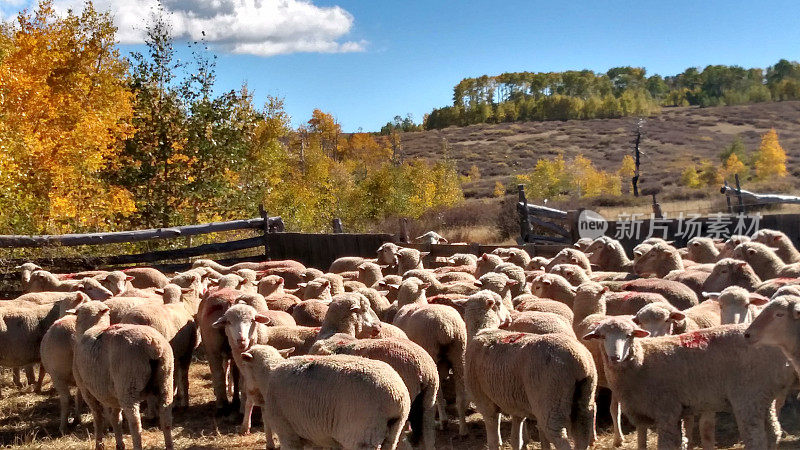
[515,183,800,254]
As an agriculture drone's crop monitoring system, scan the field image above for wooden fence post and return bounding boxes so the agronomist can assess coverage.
[399,218,410,243]
[332,218,343,233]
[651,194,663,219]
[517,184,531,244]
[566,209,581,244]
[724,180,733,214]
[259,204,270,259]
[735,174,745,214]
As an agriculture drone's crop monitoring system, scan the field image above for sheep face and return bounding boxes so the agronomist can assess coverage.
[376,243,399,266]
[703,259,757,292]
[100,271,133,296]
[460,290,510,334]
[78,278,114,300]
[331,293,381,337]
[17,263,42,284]
[715,286,768,325]
[720,235,750,258]
[240,344,292,370]
[752,229,787,247]
[745,296,800,348]
[547,249,588,271]
[215,274,246,290]
[632,303,680,337]
[257,275,284,296]
[214,304,270,353]
[584,317,649,364]
[73,301,112,334]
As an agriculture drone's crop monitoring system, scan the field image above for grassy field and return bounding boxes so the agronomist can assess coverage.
[401,101,800,200]
[3,360,800,449]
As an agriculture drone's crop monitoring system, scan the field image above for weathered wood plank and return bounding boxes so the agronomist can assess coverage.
[0,217,284,248]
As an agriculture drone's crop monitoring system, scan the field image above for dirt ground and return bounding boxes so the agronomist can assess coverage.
[2,360,800,449]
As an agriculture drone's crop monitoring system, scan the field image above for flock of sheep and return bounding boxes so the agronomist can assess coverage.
[3,230,800,449]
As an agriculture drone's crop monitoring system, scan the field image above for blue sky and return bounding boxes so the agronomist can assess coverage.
[5,0,800,131]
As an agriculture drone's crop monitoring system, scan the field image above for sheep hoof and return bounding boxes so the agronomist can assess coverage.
[613,436,624,447]
[239,426,251,436]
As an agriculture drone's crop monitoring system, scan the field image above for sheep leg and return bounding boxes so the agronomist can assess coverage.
[34,364,45,393]
[159,402,174,450]
[699,412,716,450]
[435,386,448,430]
[450,359,468,435]
[208,352,229,412]
[24,365,35,386]
[12,368,22,387]
[240,396,254,435]
[263,407,276,450]
[636,425,648,450]
[510,416,525,450]
[765,401,781,450]
[180,358,191,409]
[122,404,143,450]
[538,423,552,450]
[733,401,768,450]
[73,389,84,426]
[480,407,502,450]
[81,389,107,450]
[611,394,625,447]
[231,360,242,412]
[52,377,71,435]
[656,418,684,450]
[543,412,572,450]
[382,415,408,450]
[423,402,436,450]
[104,407,125,450]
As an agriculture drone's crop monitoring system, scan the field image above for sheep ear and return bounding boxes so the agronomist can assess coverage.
[631,316,640,325]
[702,292,720,300]
[419,282,431,290]
[582,330,602,340]
[769,246,781,252]
[278,347,294,358]
[388,284,400,291]
[419,252,430,258]
[240,352,254,362]
[632,329,650,338]
[747,248,757,255]
[65,308,77,315]
[541,279,552,286]
[297,282,307,288]
[474,280,483,287]
[439,238,449,244]
[506,279,519,286]
[211,317,228,329]
[450,298,468,308]
[738,262,748,269]
[154,289,165,295]
[125,276,135,281]
[181,288,192,294]
[254,314,272,325]
[669,312,687,322]
[713,238,724,244]
[349,305,361,312]
[573,242,582,248]
[691,242,700,247]
[748,294,770,306]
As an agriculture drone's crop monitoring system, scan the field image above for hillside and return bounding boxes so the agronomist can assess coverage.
[400,101,800,199]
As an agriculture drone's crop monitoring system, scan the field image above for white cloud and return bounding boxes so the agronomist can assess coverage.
[51,0,365,57]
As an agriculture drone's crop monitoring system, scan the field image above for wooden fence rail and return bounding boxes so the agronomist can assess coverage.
[0,216,285,248]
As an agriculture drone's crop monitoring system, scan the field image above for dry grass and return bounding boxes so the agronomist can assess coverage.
[3,360,800,449]
[401,101,800,200]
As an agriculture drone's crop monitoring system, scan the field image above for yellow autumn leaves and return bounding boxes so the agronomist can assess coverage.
[680,128,787,189]
[0,2,135,233]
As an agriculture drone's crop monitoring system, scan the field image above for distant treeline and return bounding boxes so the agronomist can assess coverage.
[415,60,800,129]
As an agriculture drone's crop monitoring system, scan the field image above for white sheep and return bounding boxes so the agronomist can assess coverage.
[71,301,174,450]
[461,290,597,450]
[310,333,439,449]
[240,345,410,450]
[585,317,793,449]
[392,277,468,435]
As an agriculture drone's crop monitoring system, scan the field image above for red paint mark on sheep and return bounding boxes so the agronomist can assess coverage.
[679,331,709,349]
[500,333,527,344]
